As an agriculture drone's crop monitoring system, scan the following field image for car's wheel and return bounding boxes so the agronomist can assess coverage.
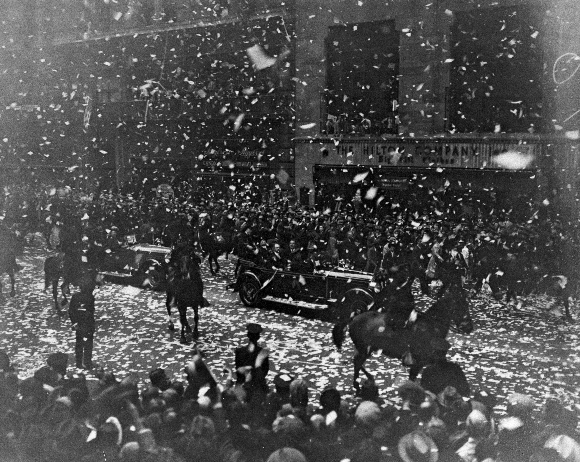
[141,262,165,291]
[336,288,374,320]
[239,273,262,307]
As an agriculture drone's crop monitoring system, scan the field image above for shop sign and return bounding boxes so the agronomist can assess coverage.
[377,177,408,190]
[332,140,539,169]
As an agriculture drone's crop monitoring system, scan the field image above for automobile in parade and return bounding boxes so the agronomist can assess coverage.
[235,258,376,319]
[97,243,171,290]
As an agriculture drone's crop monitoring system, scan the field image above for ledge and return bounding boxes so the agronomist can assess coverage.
[293,133,578,144]
[51,8,290,46]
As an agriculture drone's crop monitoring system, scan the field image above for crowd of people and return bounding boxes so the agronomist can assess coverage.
[0,327,579,462]
[0,179,579,461]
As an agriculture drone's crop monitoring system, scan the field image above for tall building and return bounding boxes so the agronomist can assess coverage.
[292,0,580,218]
[4,0,296,194]
[2,0,580,218]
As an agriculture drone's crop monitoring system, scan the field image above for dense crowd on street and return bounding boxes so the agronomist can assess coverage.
[0,341,579,462]
[0,179,579,461]
[1,179,578,286]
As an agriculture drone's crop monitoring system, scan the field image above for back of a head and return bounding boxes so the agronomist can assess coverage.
[398,430,439,462]
[465,409,490,439]
[149,368,171,391]
[529,448,565,462]
[319,387,341,413]
[354,401,382,428]
[506,393,535,420]
[266,447,307,462]
[290,379,308,408]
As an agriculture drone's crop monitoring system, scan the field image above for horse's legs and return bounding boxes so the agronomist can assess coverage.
[44,271,51,292]
[562,293,573,321]
[409,364,423,382]
[361,365,374,381]
[165,290,175,331]
[352,346,369,394]
[193,304,199,338]
[52,278,61,312]
[61,280,69,305]
[178,304,190,343]
[7,272,15,297]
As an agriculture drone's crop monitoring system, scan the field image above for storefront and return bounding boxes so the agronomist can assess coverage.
[296,136,546,208]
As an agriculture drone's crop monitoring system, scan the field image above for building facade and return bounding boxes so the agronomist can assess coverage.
[292,0,580,218]
[2,0,580,218]
[2,0,296,193]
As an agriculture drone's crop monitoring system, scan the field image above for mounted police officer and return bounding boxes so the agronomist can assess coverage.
[374,238,415,331]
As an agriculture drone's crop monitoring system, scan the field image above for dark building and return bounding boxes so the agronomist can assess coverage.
[2,0,296,194]
[2,0,580,219]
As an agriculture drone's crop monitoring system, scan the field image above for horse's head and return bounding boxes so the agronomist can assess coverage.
[448,289,474,334]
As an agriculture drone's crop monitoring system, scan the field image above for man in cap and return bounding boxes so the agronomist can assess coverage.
[68,276,97,369]
[420,338,470,397]
[34,352,69,387]
[234,323,270,402]
[264,372,294,425]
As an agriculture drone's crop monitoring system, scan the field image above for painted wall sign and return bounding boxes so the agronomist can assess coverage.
[330,140,539,169]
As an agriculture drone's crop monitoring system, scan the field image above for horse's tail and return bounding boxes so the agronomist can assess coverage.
[332,318,349,351]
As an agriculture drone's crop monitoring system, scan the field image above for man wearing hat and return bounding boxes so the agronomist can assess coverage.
[34,352,69,387]
[68,277,97,369]
[235,323,270,402]
[264,372,294,424]
[420,338,469,397]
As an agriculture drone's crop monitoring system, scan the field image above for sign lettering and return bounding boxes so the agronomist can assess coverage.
[331,140,538,169]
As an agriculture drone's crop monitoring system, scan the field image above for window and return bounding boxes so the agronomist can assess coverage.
[448,6,544,133]
[325,20,399,135]
[97,76,123,103]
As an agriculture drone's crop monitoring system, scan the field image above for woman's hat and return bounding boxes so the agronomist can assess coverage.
[398,430,439,462]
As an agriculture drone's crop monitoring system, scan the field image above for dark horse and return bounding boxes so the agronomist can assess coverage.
[332,288,474,392]
[44,245,104,313]
[165,252,205,343]
[197,218,233,275]
[0,226,22,297]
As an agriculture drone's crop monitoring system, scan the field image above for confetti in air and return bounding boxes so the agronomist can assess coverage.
[246,44,277,70]
[364,187,378,200]
[353,171,369,183]
[492,151,534,170]
[233,113,245,132]
[299,123,316,129]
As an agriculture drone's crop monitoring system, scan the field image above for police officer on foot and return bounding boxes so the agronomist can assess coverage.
[235,323,270,402]
[68,275,97,369]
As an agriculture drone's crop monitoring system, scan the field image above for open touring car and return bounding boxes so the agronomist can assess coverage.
[97,243,171,290]
[235,259,377,319]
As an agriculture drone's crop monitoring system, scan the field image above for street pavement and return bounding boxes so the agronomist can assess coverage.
[1,242,579,411]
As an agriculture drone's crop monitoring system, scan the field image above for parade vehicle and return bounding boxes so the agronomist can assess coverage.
[97,243,171,290]
[235,258,376,319]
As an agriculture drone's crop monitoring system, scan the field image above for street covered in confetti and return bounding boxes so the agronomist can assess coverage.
[2,245,578,409]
